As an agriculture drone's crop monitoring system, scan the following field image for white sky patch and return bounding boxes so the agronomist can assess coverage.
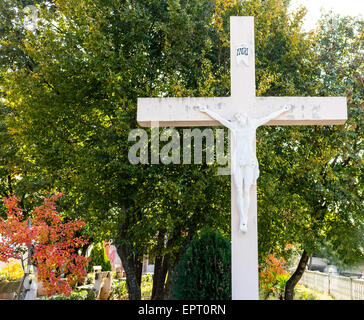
[289,0,364,31]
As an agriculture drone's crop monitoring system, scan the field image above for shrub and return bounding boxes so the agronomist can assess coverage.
[141,273,153,299]
[259,254,290,299]
[0,194,89,297]
[88,242,112,272]
[43,289,95,300]
[110,274,154,300]
[85,272,95,285]
[171,228,231,300]
[109,279,128,300]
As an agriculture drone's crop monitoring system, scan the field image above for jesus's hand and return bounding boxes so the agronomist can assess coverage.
[283,105,291,112]
[197,105,208,112]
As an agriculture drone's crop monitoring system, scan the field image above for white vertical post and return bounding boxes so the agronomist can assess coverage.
[328,272,331,295]
[231,137,259,300]
[230,16,259,300]
[230,16,256,100]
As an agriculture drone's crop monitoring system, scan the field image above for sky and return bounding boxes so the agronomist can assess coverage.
[289,0,364,31]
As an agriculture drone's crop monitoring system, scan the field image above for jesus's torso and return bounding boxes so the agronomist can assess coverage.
[231,124,258,167]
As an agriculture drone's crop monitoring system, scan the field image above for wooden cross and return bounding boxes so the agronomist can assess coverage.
[137,16,347,300]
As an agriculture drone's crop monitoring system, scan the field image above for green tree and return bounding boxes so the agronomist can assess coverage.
[171,228,231,300]
[2,0,361,301]
[87,242,112,272]
[256,11,363,299]
[302,12,364,274]
[0,0,56,215]
[1,0,232,299]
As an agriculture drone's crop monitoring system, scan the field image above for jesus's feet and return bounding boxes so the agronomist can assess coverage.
[240,223,248,233]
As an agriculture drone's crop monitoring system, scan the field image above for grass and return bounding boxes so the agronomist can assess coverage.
[259,284,334,300]
[294,284,334,300]
[109,273,153,300]
[141,277,335,300]
[45,272,335,300]
[108,274,336,300]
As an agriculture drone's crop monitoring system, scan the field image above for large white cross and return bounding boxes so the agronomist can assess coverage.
[137,16,347,300]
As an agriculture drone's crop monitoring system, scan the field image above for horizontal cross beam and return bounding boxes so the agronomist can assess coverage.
[137,96,347,127]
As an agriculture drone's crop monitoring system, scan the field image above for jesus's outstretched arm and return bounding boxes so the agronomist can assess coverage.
[197,105,234,130]
[255,105,291,127]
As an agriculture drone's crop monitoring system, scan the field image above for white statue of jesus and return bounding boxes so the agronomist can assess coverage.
[198,104,291,233]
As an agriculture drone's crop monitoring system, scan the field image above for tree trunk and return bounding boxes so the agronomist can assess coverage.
[151,256,162,299]
[284,250,310,300]
[20,219,34,300]
[116,242,141,300]
[81,242,91,257]
[163,266,175,299]
[151,255,169,300]
[135,256,143,289]
[151,231,194,300]
[151,231,170,300]
[164,233,194,300]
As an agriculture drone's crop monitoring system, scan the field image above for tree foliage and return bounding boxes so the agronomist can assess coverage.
[257,11,363,267]
[87,242,111,273]
[0,194,89,296]
[0,0,362,300]
[171,228,231,300]
[1,0,233,299]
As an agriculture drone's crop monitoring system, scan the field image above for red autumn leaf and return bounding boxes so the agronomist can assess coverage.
[0,194,89,297]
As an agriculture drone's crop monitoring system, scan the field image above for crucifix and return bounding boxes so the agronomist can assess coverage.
[137,16,347,300]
